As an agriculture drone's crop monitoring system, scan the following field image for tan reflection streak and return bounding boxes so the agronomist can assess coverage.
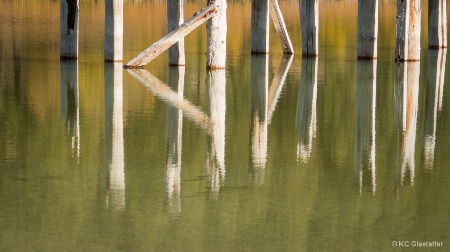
[267,54,294,123]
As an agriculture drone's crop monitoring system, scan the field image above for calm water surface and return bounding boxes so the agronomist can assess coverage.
[1,1,450,251]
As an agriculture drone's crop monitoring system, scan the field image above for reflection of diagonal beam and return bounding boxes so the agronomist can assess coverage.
[267,54,294,123]
[127,69,213,135]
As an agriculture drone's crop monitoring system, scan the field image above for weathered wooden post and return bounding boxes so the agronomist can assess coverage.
[300,0,319,56]
[60,0,79,59]
[296,57,318,163]
[205,69,226,196]
[428,0,447,48]
[105,62,125,210]
[354,59,377,195]
[251,0,270,53]
[105,0,124,62]
[207,0,227,68]
[423,49,447,169]
[395,0,421,61]
[357,0,378,58]
[165,67,185,214]
[168,0,185,65]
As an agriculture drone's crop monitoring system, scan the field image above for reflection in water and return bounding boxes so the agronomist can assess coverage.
[423,49,447,169]
[165,67,185,214]
[205,70,226,197]
[354,60,377,195]
[60,60,80,162]
[249,55,269,185]
[268,55,294,122]
[395,62,420,187]
[105,62,125,210]
[296,57,318,163]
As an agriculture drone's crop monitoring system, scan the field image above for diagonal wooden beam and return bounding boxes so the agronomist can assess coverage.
[269,0,294,54]
[124,3,219,69]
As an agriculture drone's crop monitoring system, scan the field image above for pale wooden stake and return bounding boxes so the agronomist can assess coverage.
[300,0,319,56]
[168,0,186,65]
[105,0,124,62]
[124,3,218,68]
[269,0,294,54]
[60,0,79,59]
[357,0,378,58]
[251,0,270,53]
[428,0,447,48]
[395,0,421,61]
[206,0,227,69]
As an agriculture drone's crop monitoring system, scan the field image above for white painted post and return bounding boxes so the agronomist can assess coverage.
[300,0,319,56]
[251,0,270,53]
[206,0,227,68]
[105,0,124,62]
[168,0,185,65]
[60,0,79,59]
[395,0,421,61]
[357,0,378,58]
[428,0,447,48]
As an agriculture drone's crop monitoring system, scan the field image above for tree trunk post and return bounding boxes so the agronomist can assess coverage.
[428,0,447,48]
[357,0,378,58]
[206,0,227,69]
[105,0,124,62]
[300,0,319,56]
[251,0,270,53]
[395,0,421,61]
[168,0,185,65]
[60,0,79,59]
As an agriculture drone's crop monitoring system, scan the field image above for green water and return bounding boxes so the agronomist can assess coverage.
[1,1,450,251]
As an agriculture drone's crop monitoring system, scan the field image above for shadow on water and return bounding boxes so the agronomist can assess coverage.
[104,62,125,210]
[354,59,377,195]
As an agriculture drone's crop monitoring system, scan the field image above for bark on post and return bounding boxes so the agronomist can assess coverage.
[105,0,124,62]
[300,0,319,56]
[357,0,378,58]
[206,0,227,69]
[395,0,421,61]
[60,0,79,59]
[251,0,270,53]
[428,0,447,48]
[168,0,185,65]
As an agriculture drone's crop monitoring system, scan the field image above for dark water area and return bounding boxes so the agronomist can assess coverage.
[1,0,450,251]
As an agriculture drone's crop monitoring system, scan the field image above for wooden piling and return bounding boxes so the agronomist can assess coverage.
[269,0,294,54]
[206,0,227,69]
[428,0,447,48]
[105,0,124,62]
[251,0,270,53]
[395,0,421,61]
[357,0,378,59]
[60,0,79,59]
[168,0,186,65]
[300,0,319,56]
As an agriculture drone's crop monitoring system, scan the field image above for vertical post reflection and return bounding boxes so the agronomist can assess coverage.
[105,62,125,210]
[423,49,447,169]
[354,59,377,195]
[206,69,226,197]
[296,57,318,163]
[60,60,80,162]
[165,67,185,214]
[249,55,269,185]
[395,62,420,187]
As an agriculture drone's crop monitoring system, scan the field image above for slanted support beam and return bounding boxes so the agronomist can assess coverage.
[124,3,218,69]
[206,0,227,69]
[395,0,421,61]
[251,0,270,53]
[105,0,124,62]
[357,0,378,59]
[60,0,79,59]
[300,0,319,56]
[270,0,294,54]
[428,0,447,48]
[168,0,185,65]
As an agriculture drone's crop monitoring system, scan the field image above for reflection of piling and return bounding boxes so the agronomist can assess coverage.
[105,63,125,210]
[105,0,124,62]
[300,0,319,56]
[354,59,377,195]
[60,0,79,59]
[357,0,378,58]
[428,0,447,48]
[395,0,421,61]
